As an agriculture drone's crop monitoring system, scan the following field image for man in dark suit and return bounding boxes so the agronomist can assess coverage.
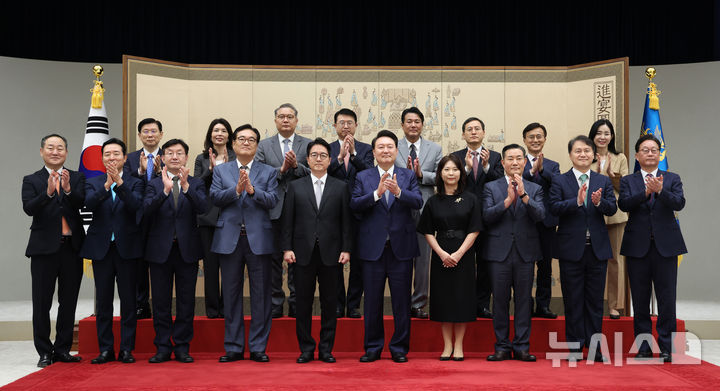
[350,130,423,363]
[123,117,164,320]
[483,144,545,362]
[619,134,687,362]
[281,138,353,364]
[211,125,279,363]
[81,138,145,364]
[143,139,209,364]
[22,134,85,368]
[328,108,374,319]
[452,117,504,318]
[394,107,442,320]
[255,103,311,318]
[549,135,616,362]
[522,122,561,319]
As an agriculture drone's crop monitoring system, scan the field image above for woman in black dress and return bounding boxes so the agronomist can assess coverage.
[418,154,482,361]
[193,118,235,318]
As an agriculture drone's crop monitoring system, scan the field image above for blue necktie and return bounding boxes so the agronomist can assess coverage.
[146,153,154,181]
[110,183,116,241]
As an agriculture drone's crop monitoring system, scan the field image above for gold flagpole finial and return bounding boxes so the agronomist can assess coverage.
[90,65,105,109]
[645,67,661,110]
[645,67,656,81]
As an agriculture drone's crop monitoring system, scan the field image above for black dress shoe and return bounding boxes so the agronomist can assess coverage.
[593,352,608,363]
[53,352,81,363]
[609,313,621,320]
[477,308,493,319]
[175,352,194,363]
[271,308,283,318]
[288,308,297,318]
[533,307,558,319]
[439,355,452,361]
[149,352,172,363]
[487,350,511,361]
[347,308,362,318]
[91,351,115,364]
[359,351,380,362]
[296,352,314,363]
[336,308,345,318]
[219,351,244,362]
[452,356,464,361]
[514,351,536,362]
[206,313,220,319]
[118,350,135,363]
[136,307,152,320]
[660,351,672,362]
[634,351,653,359]
[391,353,408,363]
[250,352,270,362]
[37,354,52,368]
[319,353,336,363]
[410,307,429,319]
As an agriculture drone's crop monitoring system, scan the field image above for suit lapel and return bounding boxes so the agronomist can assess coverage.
[303,176,319,213]
[418,138,430,166]
[270,135,284,163]
[397,139,408,164]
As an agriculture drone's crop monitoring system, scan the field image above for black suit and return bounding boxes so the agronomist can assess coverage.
[193,150,236,317]
[452,147,503,312]
[80,173,145,353]
[144,174,209,355]
[124,148,161,315]
[328,139,373,314]
[22,167,85,357]
[281,174,353,355]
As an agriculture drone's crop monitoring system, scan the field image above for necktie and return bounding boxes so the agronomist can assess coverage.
[512,182,519,208]
[579,173,589,207]
[110,182,116,241]
[314,179,323,209]
[54,171,71,235]
[172,176,180,209]
[146,153,154,181]
[409,144,418,163]
[343,150,350,173]
[532,157,539,178]
[471,151,479,180]
[282,139,290,155]
[646,173,655,204]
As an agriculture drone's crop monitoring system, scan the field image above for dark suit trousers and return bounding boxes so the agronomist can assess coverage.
[30,239,83,356]
[135,259,150,311]
[534,224,556,309]
[627,241,678,354]
[296,244,340,354]
[149,243,198,354]
[271,219,295,313]
[362,245,412,356]
[337,258,363,313]
[92,243,138,352]
[219,235,272,354]
[488,244,534,353]
[200,226,223,317]
[559,245,607,351]
[474,240,492,310]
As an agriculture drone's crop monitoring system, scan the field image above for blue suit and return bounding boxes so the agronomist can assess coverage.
[350,166,423,356]
[144,174,209,355]
[328,139,374,314]
[549,169,616,353]
[482,177,544,353]
[618,170,687,354]
[523,156,560,311]
[210,160,279,354]
[80,173,145,353]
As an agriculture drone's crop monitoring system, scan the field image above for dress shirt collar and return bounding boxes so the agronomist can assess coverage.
[143,147,160,157]
[45,166,65,175]
[236,159,254,171]
[278,133,296,147]
[407,138,422,153]
[377,165,394,178]
[640,168,659,178]
[311,172,328,184]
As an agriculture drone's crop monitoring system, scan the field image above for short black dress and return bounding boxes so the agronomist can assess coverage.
[417,191,483,322]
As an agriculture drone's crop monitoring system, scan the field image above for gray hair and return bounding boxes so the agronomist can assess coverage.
[274,103,298,117]
[41,133,68,148]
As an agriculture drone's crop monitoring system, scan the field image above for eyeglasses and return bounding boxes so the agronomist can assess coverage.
[276,114,296,121]
[141,129,160,135]
[236,137,257,144]
[163,151,186,157]
[337,120,355,127]
[639,148,660,154]
[309,152,329,160]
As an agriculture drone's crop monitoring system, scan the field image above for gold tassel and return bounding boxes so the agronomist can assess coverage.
[647,82,661,110]
[83,258,94,278]
[90,80,105,109]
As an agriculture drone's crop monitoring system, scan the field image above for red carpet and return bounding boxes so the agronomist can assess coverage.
[4,352,720,390]
[78,316,686,354]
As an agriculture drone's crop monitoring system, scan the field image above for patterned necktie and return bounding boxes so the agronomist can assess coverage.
[471,151,479,180]
[146,153,154,181]
[579,173,589,207]
[282,139,290,155]
[646,173,655,204]
[409,144,418,163]
[512,181,519,208]
[172,176,180,209]
[314,179,323,209]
